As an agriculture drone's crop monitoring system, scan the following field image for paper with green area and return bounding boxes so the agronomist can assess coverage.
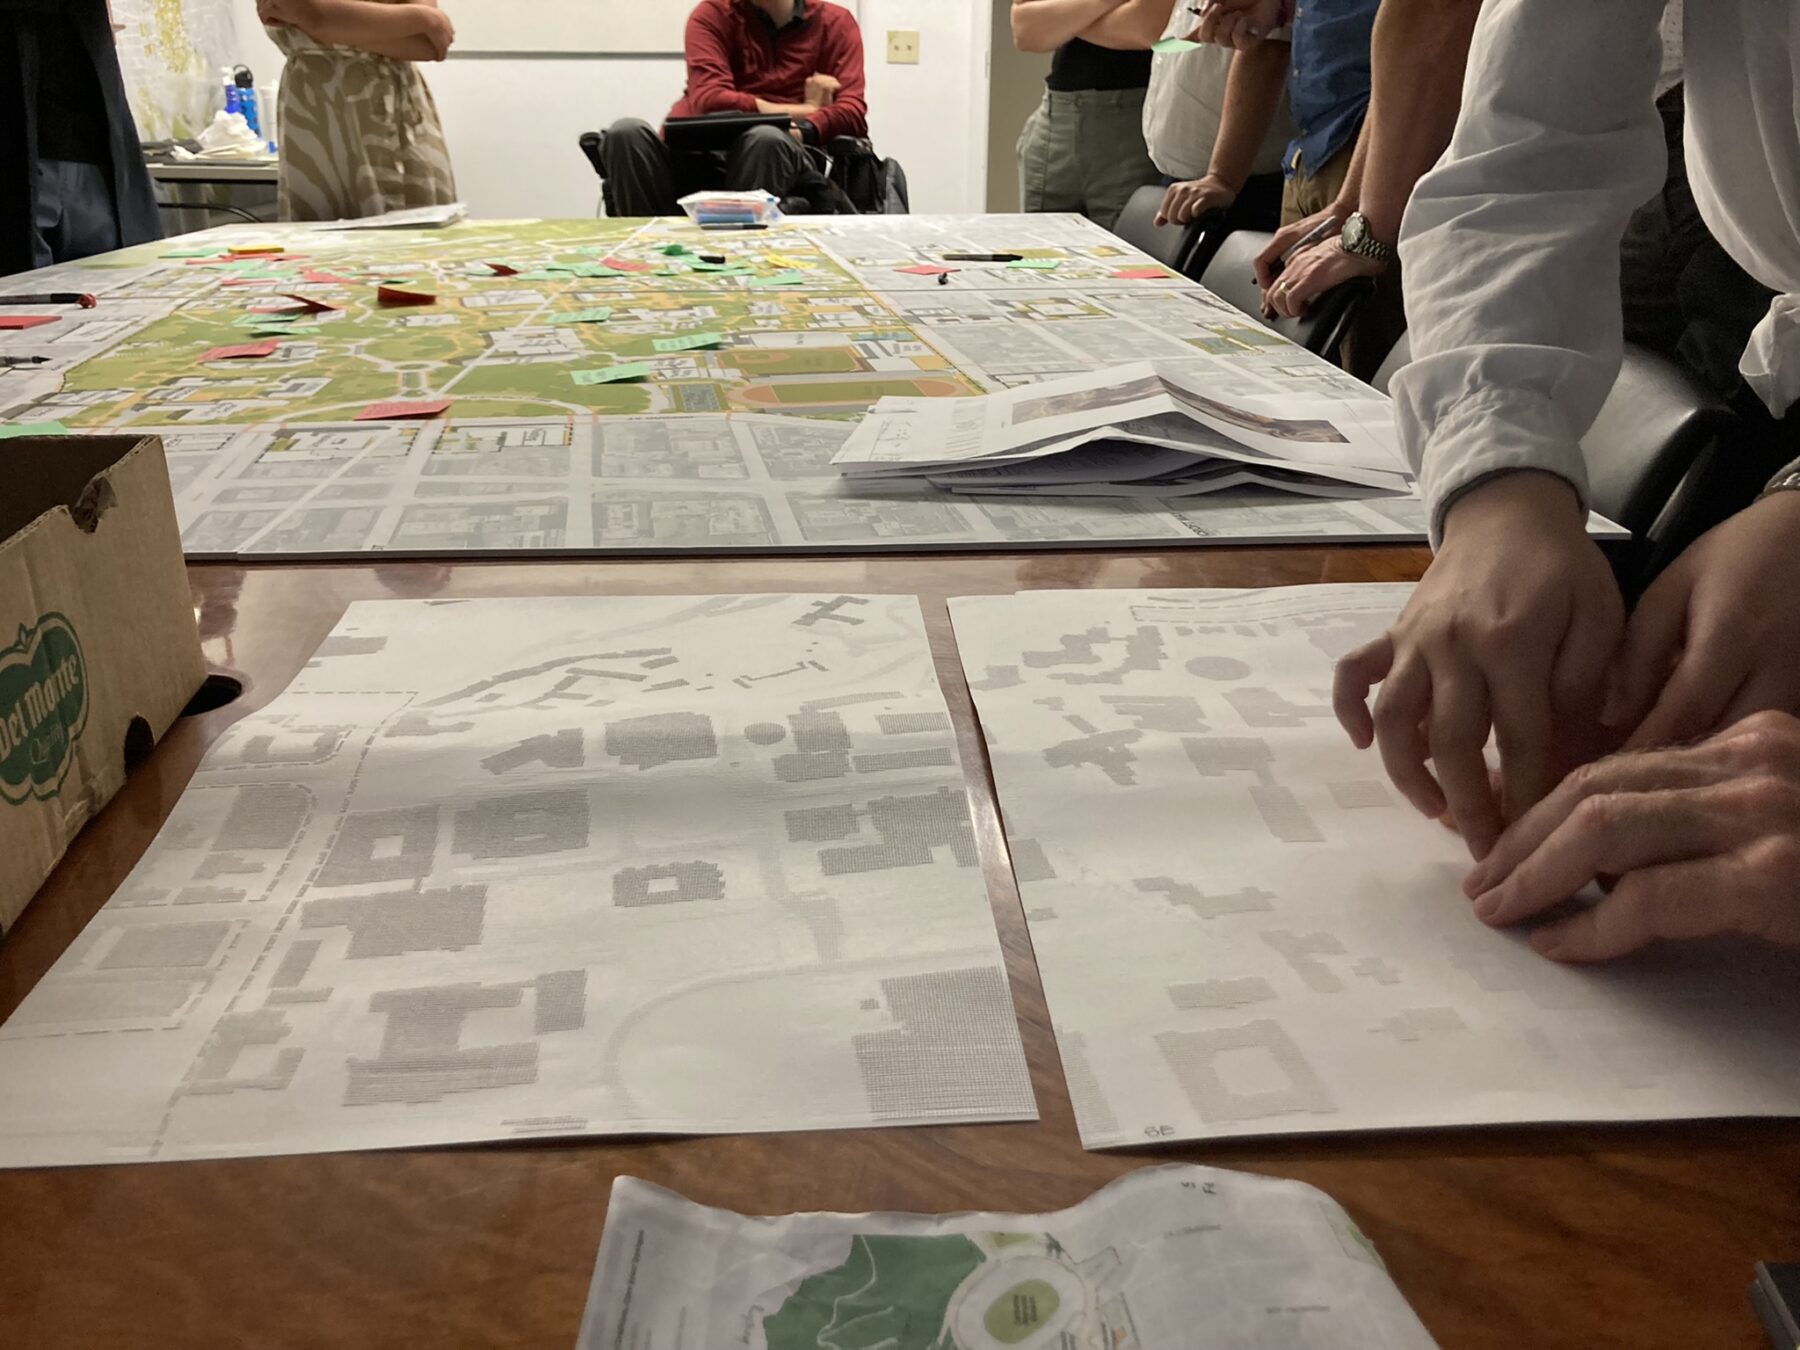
[653,332,726,352]
[549,308,614,325]
[0,421,69,439]
[1008,258,1061,270]
[575,1168,1437,1350]
[572,363,652,384]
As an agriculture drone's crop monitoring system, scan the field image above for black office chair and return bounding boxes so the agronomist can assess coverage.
[1370,331,1410,395]
[1109,183,1219,275]
[577,129,908,218]
[1199,229,1372,364]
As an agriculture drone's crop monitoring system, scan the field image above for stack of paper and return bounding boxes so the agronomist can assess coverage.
[831,362,1411,499]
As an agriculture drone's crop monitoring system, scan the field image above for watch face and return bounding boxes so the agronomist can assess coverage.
[1342,214,1369,251]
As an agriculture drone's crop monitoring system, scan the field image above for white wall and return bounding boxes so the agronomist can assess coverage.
[227,0,989,220]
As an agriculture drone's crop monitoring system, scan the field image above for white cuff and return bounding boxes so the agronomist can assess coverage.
[1415,388,1590,548]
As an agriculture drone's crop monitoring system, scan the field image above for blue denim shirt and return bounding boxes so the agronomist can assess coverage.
[1286,0,1380,178]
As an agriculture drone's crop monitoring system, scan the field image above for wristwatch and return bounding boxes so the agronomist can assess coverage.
[1339,212,1399,265]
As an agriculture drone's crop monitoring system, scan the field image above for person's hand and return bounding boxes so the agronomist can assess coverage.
[1461,711,1800,961]
[804,73,841,107]
[1191,0,1291,49]
[1333,471,1626,860]
[417,5,455,59]
[1602,491,1800,750]
[1156,175,1237,227]
[1264,239,1385,318]
[1252,203,1351,291]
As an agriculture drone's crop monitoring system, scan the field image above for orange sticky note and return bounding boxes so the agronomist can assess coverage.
[896,264,953,276]
[299,269,353,285]
[1112,266,1172,279]
[0,314,58,330]
[199,340,280,361]
[227,243,287,256]
[355,398,450,421]
[377,284,436,306]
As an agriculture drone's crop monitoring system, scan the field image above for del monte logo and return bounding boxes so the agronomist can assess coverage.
[0,613,88,804]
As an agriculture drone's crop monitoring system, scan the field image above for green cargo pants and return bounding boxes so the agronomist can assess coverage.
[1017,86,1160,232]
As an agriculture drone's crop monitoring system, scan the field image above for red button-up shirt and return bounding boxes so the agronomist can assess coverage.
[669,0,869,143]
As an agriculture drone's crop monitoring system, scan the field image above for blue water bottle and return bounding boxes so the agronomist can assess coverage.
[234,66,261,138]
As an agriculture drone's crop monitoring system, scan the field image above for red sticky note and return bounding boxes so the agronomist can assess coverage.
[599,257,653,273]
[355,398,450,421]
[485,262,520,276]
[897,264,953,276]
[0,314,58,330]
[1112,266,1172,279]
[299,269,353,284]
[278,292,343,313]
[199,340,280,361]
[377,284,436,306]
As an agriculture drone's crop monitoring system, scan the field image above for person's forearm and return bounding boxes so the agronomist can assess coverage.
[755,99,816,117]
[1205,40,1289,189]
[1011,0,1125,53]
[1332,122,1370,212]
[285,0,439,49]
[1082,0,1177,50]
[1355,0,1482,241]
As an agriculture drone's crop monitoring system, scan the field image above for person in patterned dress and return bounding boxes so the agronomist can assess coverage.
[255,0,459,222]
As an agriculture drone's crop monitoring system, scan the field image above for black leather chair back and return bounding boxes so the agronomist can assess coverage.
[1200,229,1371,363]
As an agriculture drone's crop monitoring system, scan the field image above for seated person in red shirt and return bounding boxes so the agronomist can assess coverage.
[600,0,868,216]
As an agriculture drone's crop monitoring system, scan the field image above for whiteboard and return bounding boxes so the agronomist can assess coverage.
[450,0,860,57]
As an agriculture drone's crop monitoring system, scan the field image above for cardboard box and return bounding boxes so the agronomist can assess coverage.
[0,435,204,933]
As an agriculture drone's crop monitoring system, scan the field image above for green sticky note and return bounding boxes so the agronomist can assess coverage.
[1008,258,1061,270]
[1151,36,1202,52]
[748,271,809,288]
[688,260,731,272]
[653,332,726,352]
[163,246,223,258]
[659,243,690,256]
[572,363,652,385]
[0,420,69,439]
[549,307,613,325]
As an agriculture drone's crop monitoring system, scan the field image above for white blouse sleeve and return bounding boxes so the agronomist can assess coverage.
[1389,0,1669,544]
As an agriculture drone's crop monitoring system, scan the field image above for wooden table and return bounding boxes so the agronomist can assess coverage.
[2,547,1795,1349]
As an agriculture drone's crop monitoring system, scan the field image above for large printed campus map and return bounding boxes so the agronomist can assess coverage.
[0,214,1439,558]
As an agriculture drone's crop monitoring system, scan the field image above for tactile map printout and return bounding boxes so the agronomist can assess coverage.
[0,595,1034,1167]
[577,1165,1437,1350]
[949,585,1800,1148]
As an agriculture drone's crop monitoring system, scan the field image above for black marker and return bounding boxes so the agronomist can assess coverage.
[0,292,97,308]
[943,253,1022,263]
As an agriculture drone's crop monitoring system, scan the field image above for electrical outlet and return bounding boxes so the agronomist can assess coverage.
[886,29,920,64]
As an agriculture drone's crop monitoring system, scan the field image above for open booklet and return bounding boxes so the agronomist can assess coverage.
[575,1165,1439,1349]
[831,362,1411,499]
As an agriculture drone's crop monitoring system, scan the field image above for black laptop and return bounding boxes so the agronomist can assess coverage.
[664,113,794,153]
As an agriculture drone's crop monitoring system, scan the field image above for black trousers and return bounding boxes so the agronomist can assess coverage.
[599,118,810,217]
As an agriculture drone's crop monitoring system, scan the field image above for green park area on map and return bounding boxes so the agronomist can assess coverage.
[762,1234,985,1350]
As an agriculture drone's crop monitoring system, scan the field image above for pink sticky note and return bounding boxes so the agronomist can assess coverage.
[299,269,353,285]
[1112,266,1172,279]
[199,340,280,361]
[0,314,58,330]
[220,276,280,287]
[355,398,450,421]
[278,293,343,313]
[897,264,953,276]
[599,257,653,273]
[377,284,436,306]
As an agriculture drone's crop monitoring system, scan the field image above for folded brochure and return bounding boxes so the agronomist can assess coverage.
[575,1164,1437,1349]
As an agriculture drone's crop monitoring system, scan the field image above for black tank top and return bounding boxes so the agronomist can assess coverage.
[1046,38,1152,93]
